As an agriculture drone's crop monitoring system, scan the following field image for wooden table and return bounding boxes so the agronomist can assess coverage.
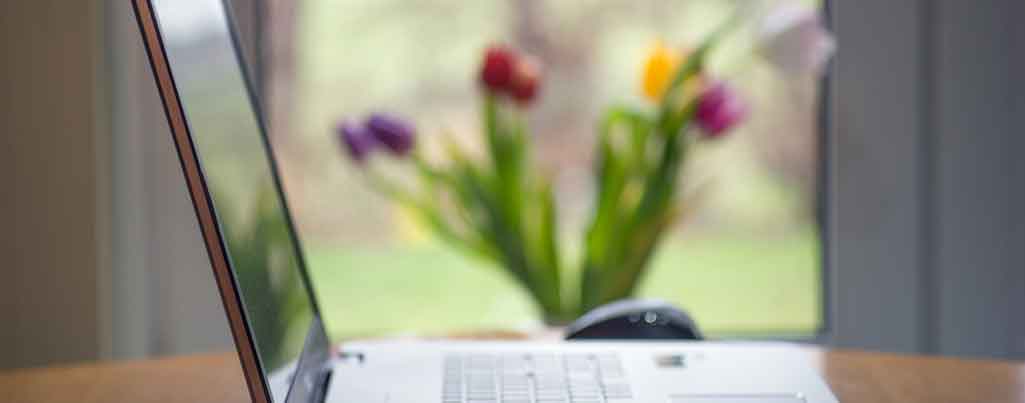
[2,346,1023,403]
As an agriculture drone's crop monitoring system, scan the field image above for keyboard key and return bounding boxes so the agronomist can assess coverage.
[443,352,628,403]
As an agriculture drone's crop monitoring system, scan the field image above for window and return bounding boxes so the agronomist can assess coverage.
[259,0,825,338]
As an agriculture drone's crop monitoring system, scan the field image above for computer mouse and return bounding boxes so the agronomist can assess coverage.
[564,299,703,340]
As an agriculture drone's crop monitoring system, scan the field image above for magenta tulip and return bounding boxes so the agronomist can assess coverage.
[695,81,747,138]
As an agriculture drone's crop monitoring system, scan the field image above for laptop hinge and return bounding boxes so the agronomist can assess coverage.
[314,368,333,403]
[285,318,333,403]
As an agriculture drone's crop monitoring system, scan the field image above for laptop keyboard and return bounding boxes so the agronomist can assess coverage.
[443,353,632,403]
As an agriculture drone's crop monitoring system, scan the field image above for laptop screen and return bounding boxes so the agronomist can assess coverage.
[149,0,316,399]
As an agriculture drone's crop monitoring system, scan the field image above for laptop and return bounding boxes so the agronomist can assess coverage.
[131,1,839,403]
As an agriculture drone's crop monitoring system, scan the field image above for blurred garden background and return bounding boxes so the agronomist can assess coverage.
[260,0,824,338]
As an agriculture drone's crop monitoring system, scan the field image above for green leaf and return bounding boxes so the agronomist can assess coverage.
[602,203,684,302]
[580,105,655,310]
[528,180,562,316]
[477,96,565,316]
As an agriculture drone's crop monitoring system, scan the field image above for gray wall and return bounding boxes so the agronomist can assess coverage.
[106,1,233,359]
[931,0,1025,358]
[0,1,238,369]
[102,0,270,359]
[0,1,107,369]
[830,0,929,353]
[831,0,1025,359]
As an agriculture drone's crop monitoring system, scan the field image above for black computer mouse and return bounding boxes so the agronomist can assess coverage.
[564,299,703,340]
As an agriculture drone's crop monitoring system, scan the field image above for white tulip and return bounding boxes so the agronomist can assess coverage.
[758,4,836,77]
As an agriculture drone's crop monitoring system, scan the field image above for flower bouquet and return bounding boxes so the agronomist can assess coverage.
[335,5,833,324]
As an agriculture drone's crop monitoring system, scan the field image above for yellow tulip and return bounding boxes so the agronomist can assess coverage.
[640,42,684,102]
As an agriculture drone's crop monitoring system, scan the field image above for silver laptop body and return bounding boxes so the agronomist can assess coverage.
[131,1,838,403]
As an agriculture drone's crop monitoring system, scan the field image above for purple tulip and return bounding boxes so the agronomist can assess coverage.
[337,120,376,163]
[366,113,415,156]
[695,81,747,138]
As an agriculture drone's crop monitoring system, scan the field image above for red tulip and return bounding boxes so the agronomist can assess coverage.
[480,45,516,93]
[695,81,747,138]
[509,57,541,105]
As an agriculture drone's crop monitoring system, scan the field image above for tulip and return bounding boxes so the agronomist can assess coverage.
[509,56,541,105]
[640,42,683,102]
[337,120,376,163]
[480,45,516,93]
[758,5,835,77]
[366,113,415,156]
[695,81,747,138]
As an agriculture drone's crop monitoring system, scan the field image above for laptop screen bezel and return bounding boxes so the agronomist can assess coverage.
[130,1,330,402]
